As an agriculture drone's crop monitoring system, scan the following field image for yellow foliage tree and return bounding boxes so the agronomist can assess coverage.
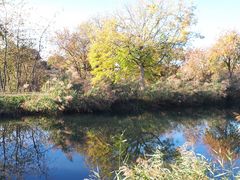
[210,31,240,80]
[88,19,131,85]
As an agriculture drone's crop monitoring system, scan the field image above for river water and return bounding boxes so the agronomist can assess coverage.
[0,108,239,179]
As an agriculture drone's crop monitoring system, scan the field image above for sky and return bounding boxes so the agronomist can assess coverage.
[29,0,240,49]
[193,0,240,47]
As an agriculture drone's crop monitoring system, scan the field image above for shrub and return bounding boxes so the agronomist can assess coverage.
[115,148,209,180]
[143,77,227,106]
[114,148,240,180]
[69,85,115,112]
[0,95,29,114]
[21,94,59,113]
[22,78,76,114]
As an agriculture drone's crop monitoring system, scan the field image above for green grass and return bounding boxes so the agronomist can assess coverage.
[0,92,46,96]
[0,93,52,115]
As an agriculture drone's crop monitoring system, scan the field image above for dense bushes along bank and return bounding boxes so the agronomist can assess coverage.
[0,78,239,116]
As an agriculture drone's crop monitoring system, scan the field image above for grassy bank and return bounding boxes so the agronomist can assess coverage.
[1,78,240,116]
[0,91,233,116]
[0,94,30,115]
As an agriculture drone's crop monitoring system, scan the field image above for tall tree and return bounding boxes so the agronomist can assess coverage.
[89,0,196,89]
[88,19,129,84]
[210,31,240,80]
[0,0,50,92]
[118,0,196,89]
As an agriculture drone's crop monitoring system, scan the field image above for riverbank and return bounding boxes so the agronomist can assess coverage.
[0,90,237,116]
[4,72,240,116]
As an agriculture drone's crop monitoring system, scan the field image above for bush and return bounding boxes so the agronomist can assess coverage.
[22,78,76,114]
[0,76,236,114]
[114,148,240,180]
[115,148,209,180]
[69,86,115,112]
[143,77,227,106]
[21,94,59,113]
[0,95,29,114]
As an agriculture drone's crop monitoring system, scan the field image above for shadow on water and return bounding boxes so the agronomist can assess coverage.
[0,108,239,179]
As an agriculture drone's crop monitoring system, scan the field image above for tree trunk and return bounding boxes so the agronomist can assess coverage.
[226,58,233,81]
[0,72,3,91]
[229,70,233,81]
[16,38,21,92]
[3,31,8,92]
[140,64,145,90]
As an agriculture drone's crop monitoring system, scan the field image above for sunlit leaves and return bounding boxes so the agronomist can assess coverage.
[210,31,240,79]
[89,0,196,87]
[88,19,130,84]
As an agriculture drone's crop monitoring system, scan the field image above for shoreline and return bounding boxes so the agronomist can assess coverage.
[0,93,237,117]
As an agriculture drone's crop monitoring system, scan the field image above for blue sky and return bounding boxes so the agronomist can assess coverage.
[194,0,240,47]
[30,0,240,48]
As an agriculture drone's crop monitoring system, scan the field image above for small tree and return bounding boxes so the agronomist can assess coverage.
[54,22,92,80]
[179,49,211,81]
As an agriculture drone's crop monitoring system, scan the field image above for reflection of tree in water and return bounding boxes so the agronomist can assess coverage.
[37,111,225,178]
[0,120,49,179]
[1,108,239,179]
[32,113,182,178]
[183,126,204,146]
[203,120,240,161]
[181,116,224,146]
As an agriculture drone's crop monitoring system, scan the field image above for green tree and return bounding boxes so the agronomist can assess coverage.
[89,0,196,89]
[88,19,129,85]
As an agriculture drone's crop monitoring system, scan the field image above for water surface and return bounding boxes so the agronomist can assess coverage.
[0,108,239,179]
